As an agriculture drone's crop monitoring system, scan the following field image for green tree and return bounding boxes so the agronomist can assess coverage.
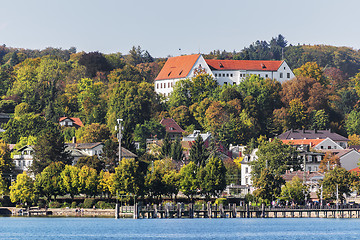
[75,123,110,143]
[179,162,199,201]
[250,138,299,182]
[112,158,143,197]
[2,113,51,144]
[160,133,172,159]
[171,137,184,162]
[35,162,65,201]
[253,168,285,203]
[345,110,360,135]
[98,170,114,198]
[310,109,329,130]
[60,165,80,199]
[101,139,118,173]
[293,62,327,85]
[75,155,104,173]
[200,156,227,198]
[287,98,308,129]
[31,126,73,174]
[189,134,207,167]
[134,119,166,155]
[10,172,37,206]
[163,170,180,200]
[145,159,174,200]
[78,165,98,197]
[322,167,353,202]
[280,176,308,204]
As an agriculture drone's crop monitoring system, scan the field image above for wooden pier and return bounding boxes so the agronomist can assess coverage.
[118,203,360,219]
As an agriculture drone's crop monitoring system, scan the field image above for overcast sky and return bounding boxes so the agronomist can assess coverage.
[1,0,359,57]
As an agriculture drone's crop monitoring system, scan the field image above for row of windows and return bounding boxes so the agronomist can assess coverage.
[280,72,291,78]
[156,82,174,89]
[215,73,233,78]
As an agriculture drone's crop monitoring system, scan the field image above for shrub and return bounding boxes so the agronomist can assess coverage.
[49,201,61,208]
[37,199,46,208]
[214,198,228,206]
[83,198,95,208]
[71,201,77,209]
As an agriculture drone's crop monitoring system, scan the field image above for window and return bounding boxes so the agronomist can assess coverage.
[156,83,159,89]
[287,73,290,78]
[224,82,227,85]
[233,82,236,85]
[328,146,331,149]
[168,82,170,88]
[245,167,248,173]
[265,74,268,78]
[215,73,217,77]
[280,73,283,78]
[223,74,225,77]
[284,67,286,70]
[230,73,233,77]
[160,83,162,88]
[226,73,229,77]
[171,82,173,87]
[321,146,324,149]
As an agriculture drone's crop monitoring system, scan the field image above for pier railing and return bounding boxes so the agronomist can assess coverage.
[116,203,360,219]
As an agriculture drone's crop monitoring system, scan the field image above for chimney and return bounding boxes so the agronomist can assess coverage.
[72,136,76,143]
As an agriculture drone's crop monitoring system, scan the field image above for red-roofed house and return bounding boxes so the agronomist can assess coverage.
[160,118,185,140]
[154,54,294,95]
[59,117,84,128]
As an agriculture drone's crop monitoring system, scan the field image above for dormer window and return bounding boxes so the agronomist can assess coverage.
[219,63,224,68]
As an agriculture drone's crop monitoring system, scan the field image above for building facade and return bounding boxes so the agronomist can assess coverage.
[154,54,295,96]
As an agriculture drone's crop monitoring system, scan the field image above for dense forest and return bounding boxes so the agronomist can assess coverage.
[1,34,360,158]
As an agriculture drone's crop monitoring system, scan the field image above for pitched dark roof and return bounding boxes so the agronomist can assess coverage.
[66,142,103,149]
[160,118,184,133]
[121,147,137,158]
[277,129,349,142]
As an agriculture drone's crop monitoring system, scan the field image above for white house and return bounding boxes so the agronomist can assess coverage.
[13,145,34,173]
[154,54,295,96]
[240,148,258,188]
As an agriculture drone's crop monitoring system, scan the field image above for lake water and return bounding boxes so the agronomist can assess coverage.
[1,217,360,239]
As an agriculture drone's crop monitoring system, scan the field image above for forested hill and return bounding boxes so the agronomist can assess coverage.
[1,36,360,155]
[204,34,360,78]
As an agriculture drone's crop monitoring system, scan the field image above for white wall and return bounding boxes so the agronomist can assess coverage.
[314,138,344,150]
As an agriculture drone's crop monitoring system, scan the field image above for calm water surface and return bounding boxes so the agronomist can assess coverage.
[0,217,360,240]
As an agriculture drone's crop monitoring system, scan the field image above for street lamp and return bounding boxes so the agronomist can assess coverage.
[116,119,123,163]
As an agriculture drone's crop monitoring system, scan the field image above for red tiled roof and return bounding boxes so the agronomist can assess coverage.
[350,167,360,173]
[281,139,325,147]
[160,118,184,133]
[205,59,283,71]
[155,54,200,81]
[59,117,84,127]
[278,129,349,142]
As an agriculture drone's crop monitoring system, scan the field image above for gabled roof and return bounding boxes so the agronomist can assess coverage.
[317,149,356,158]
[282,170,325,182]
[281,139,325,147]
[277,129,349,142]
[155,54,200,81]
[59,117,84,127]
[205,59,284,71]
[121,147,138,158]
[160,118,184,133]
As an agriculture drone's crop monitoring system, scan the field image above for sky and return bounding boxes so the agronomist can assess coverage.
[1,0,360,58]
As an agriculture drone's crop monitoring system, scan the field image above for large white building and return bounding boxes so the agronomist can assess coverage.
[154,54,295,96]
